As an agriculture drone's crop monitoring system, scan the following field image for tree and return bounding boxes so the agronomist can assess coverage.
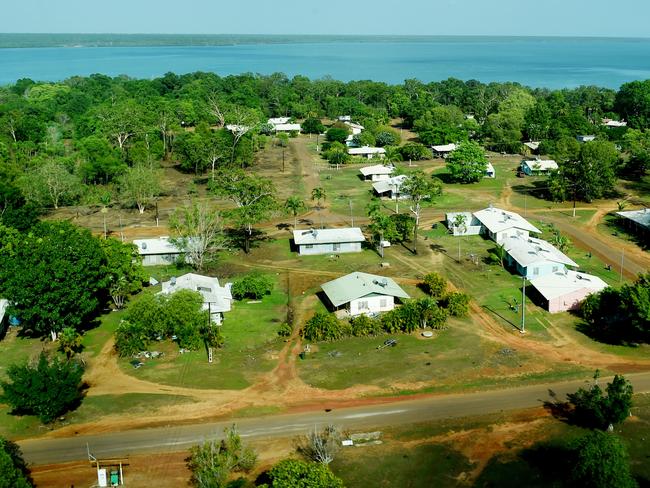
[302,312,346,342]
[284,196,306,228]
[302,117,325,134]
[570,431,637,488]
[0,437,32,488]
[170,201,225,272]
[400,171,443,254]
[297,425,342,465]
[374,128,400,147]
[0,180,40,231]
[417,297,448,329]
[444,292,471,317]
[187,426,257,488]
[231,273,273,300]
[0,221,109,340]
[311,187,326,208]
[567,373,634,429]
[622,128,650,176]
[400,142,430,161]
[18,160,81,209]
[0,353,85,423]
[615,79,650,129]
[422,272,448,299]
[488,243,507,268]
[162,290,210,350]
[209,170,276,253]
[264,459,344,488]
[114,320,150,357]
[446,141,488,183]
[100,238,145,309]
[224,106,259,166]
[118,163,162,214]
[549,230,571,253]
[325,126,349,144]
[96,100,145,153]
[58,327,83,359]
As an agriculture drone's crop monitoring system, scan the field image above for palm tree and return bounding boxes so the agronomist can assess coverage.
[490,243,507,268]
[383,145,403,166]
[284,196,306,228]
[550,232,571,253]
[58,327,82,359]
[311,187,326,208]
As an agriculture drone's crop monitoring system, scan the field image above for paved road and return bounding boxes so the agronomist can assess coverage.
[19,372,650,466]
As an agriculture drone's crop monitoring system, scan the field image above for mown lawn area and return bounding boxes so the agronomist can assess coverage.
[118,273,288,390]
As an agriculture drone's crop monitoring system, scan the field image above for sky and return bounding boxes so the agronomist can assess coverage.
[1,0,649,38]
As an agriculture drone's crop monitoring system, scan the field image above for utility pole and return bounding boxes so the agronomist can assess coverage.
[620,249,625,283]
[282,145,285,173]
[349,199,354,227]
[521,275,526,334]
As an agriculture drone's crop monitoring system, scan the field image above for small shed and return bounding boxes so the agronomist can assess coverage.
[485,162,496,178]
[616,208,650,240]
[431,143,457,158]
[321,272,410,317]
[274,123,301,133]
[293,228,366,255]
[576,135,596,143]
[446,212,482,236]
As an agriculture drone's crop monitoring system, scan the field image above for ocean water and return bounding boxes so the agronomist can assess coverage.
[1,37,649,89]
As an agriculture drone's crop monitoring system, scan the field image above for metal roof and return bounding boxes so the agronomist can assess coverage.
[530,270,608,301]
[160,273,232,313]
[432,143,457,152]
[524,141,540,151]
[502,235,578,268]
[522,159,558,172]
[268,117,290,125]
[133,237,182,256]
[274,123,301,132]
[321,272,410,307]
[616,208,650,230]
[372,174,407,194]
[293,228,365,245]
[348,146,386,155]
[359,164,395,176]
[473,207,542,235]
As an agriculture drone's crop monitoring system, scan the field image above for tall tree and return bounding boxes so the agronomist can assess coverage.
[18,160,81,209]
[0,437,32,488]
[445,141,489,183]
[100,237,146,309]
[284,196,306,228]
[401,171,443,254]
[570,431,637,488]
[117,163,162,214]
[170,201,225,271]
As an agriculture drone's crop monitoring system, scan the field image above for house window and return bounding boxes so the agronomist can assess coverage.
[552,266,558,272]
[380,298,387,308]
[533,267,539,275]
[333,243,341,251]
[357,301,368,311]
[305,244,313,249]
[197,286,212,293]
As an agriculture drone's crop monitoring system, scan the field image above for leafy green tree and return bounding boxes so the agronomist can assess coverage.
[118,163,162,214]
[570,431,637,488]
[0,437,32,488]
[209,170,277,253]
[444,292,471,317]
[400,171,443,254]
[350,314,381,337]
[264,459,343,488]
[351,131,376,147]
[488,243,507,268]
[231,273,273,300]
[0,180,40,231]
[323,142,350,166]
[170,202,225,272]
[311,187,326,208]
[0,353,85,423]
[162,290,210,350]
[100,237,145,309]
[302,117,325,134]
[400,142,430,161]
[325,126,349,144]
[76,135,126,183]
[18,160,81,209]
[58,327,83,359]
[374,128,400,147]
[567,373,634,429]
[615,79,650,129]
[95,99,146,153]
[114,320,150,357]
[187,426,257,488]
[0,221,109,340]
[284,196,306,228]
[422,272,448,299]
[417,297,448,329]
[445,141,489,183]
[622,128,650,176]
[302,312,346,342]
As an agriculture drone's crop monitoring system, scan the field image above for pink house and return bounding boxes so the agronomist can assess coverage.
[529,270,608,313]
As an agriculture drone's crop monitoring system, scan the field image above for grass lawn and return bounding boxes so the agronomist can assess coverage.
[118,274,288,390]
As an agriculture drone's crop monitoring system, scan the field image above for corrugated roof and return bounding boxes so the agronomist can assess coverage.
[321,272,410,307]
[522,159,558,172]
[372,174,407,194]
[274,123,301,132]
[160,273,232,313]
[473,207,541,235]
[359,164,394,176]
[617,209,650,229]
[133,237,182,256]
[432,143,457,152]
[293,227,366,245]
[502,235,578,268]
[530,270,608,301]
[524,141,540,150]
[268,117,290,125]
[348,146,386,155]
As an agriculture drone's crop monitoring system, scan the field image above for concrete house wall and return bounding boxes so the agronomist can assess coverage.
[298,241,362,256]
[348,295,395,316]
[507,256,566,279]
[546,288,597,313]
[484,228,531,244]
[142,253,182,266]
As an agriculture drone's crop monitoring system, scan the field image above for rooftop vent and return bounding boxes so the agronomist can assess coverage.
[170,276,176,286]
[141,242,147,250]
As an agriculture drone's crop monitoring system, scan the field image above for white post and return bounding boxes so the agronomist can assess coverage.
[521,276,526,334]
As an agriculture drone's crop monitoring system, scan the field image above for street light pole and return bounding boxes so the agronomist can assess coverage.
[521,275,526,334]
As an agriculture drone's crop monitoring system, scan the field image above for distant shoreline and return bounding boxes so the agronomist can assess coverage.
[1,33,650,49]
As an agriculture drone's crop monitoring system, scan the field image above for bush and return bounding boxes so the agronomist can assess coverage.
[277,322,293,337]
[231,273,274,300]
[567,373,633,429]
[350,314,382,337]
[302,117,325,134]
[302,312,346,342]
[0,353,85,423]
[264,459,343,488]
[444,292,471,317]
[325,127,349,144]
[115,320,150,357]
[569,431,637,488]
[0,437,32,488]
[374,129,400,147]
[422,272,448,299]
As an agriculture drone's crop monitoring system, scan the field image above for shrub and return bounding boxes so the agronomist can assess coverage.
[115,320,150,357]
[444,292,471,317]
[325,127,349,144]
[231,273,274,300]
[0,353,85,423]
[277,322,293,337]
[302,312,346,342]
[0,437,32,488]
[422,272,448,299]
[265,459,344,488]
[350,314,382,337]
[567,373,633,430]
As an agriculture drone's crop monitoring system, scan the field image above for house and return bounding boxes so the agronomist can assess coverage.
[576,135,596,143]
[616,208,650,239]
[226,124,250,133]
[473,206,541,244]
[359,164,395,181]
[268,117,291,126]
[530,270,608,313]
[602,118,627,128]
[159,273,233,324]
[485,162,496,178]
[348,146,386,159]
[344,121,364,135]
[523,141,540,154]
[445,212,482,236]
[273,123,301,133]
[321,272,410,317]
[502,235,578,279]
[520,159,558,176]
[431,143,457,158]
[372,174,409,200]
[337,115,352,122]
[293,227,365,255]
[133,237,184,266]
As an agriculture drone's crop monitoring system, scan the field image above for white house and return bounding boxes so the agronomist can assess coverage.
[446,212,482,236]
[344,121,364,135]
[160,273,232,324]
[577,135,596,143]
[268,117,291,126]
[372,174,409,200]
[348,146,386,159]
[431,143,457,158]
[602,118,627,128]
[523,141,540,153]
[337,115,352,122]
[473,206,541,244]
[530,270,608,313]
[321,272,410,317]
[502,235,578,279]
[520,159,558,176]
[273,123,301,133]
[359,164,395,181]
[134,237,185,266]
[485,162,496,178]
[616,208,650,239]
[293,227,365,255]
